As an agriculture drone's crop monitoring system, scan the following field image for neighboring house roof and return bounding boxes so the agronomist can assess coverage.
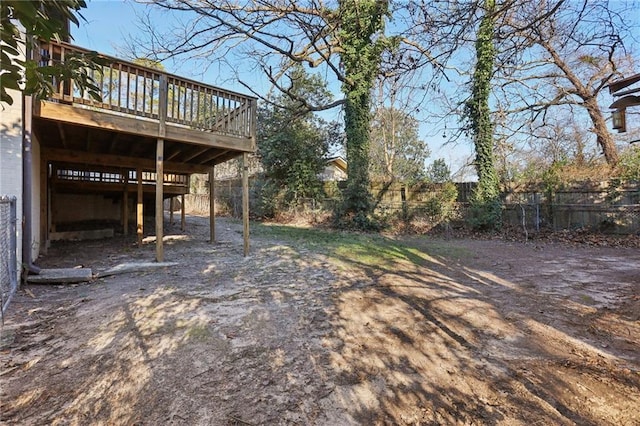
[321,156,348,182]
[327,156,347,173]
[608,73,640,109]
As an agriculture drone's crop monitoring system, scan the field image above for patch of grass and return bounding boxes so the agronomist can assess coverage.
[252,222,471,270]
[186,324,212,341]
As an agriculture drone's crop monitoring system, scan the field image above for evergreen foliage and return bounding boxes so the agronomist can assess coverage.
[464,0,502,229]
[336,0,392,229]
[256,66,337,217]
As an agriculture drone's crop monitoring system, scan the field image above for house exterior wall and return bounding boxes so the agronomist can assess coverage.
[0,89,24,269]
[320,164,347,181]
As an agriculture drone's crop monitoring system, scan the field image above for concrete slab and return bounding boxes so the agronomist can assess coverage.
[26,268,93,284]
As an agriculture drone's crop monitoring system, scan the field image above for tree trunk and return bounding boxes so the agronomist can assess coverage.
[336,0,388,227]
[467,0,502,229]
[343,89,373,214]
[584,97,619,166]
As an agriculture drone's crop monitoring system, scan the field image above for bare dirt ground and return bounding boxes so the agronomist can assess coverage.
[1,215,639,425]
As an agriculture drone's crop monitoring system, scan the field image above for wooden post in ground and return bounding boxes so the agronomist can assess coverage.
[209,167,215,243]
[242,153,249,256]
[156,74,167,262]
[136,168,143,247]
[123,170,129,236]
[181,193,185,231]
[155,139,164,262]
[169,196,174,225]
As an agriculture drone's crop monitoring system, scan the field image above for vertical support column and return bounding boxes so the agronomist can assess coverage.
[242,153,249,256]
[123,170,129,236]
[209,167,215,243]
[155,139,164,262]
[156,73,168,262]
[181,193,186,232]
[169,196,174,225]
[136,168,143,247]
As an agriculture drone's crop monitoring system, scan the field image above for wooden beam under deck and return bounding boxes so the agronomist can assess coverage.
[36,101,254,153]
[44,148,210,174]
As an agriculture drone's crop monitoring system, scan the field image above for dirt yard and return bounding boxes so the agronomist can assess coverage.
[1,215,639,425]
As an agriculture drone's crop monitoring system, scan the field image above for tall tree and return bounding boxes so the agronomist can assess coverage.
[465,0,501,229]
[427,158,452,183]
[134,0,394,228]
[405,0,635,173]
[0,0,103,104]
[258,65,338,207]
[494,0,635,166]
[369,106,429,182]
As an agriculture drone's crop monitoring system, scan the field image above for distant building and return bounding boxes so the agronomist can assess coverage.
[321,156,347,181]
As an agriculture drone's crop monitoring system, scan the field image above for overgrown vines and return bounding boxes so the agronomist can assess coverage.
[336,0,391,229]
[465,0,502,229]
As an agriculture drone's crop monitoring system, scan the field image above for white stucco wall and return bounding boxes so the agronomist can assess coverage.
[0,88,24,269]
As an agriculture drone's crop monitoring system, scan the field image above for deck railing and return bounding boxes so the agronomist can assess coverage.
[53,165,189,189]
[37,41,257,139]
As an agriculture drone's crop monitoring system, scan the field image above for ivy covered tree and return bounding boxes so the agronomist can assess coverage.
[464,0,502,229]
[256,66,339,216]
[336,0,391,225]
[0,0,104,104]
[134,0,397,229]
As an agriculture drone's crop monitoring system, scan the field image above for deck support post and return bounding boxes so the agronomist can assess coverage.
[156,139,164,263]
[155,74,167,262]
[242,153,249,256]
[181,193,186,231]
[136,168,143,247]
[123,170,129,236]
[209,167,215,243]
[169,196,174,225]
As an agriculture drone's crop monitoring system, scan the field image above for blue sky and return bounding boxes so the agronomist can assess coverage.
[72,0,475,179]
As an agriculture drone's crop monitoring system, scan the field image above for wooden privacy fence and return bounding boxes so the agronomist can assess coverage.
[195,179,640,234]
[503,182,640,233]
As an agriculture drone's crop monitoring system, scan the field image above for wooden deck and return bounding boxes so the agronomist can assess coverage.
[30,41,257,260]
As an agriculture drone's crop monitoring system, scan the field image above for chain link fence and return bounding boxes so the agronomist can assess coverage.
[1,196,18,319]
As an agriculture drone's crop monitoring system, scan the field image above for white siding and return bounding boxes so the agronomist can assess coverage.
[0,89,24,268]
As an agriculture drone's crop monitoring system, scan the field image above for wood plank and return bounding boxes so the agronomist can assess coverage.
[123,171,129,236]
[37,101,254,152]
[242,153,249,256]
[137,168,143,248]
[165,125,253,152]
[156,139,164,262]
[169,196,174,225]
[27,268,93,284]
[158,74,167,138]
[38,101,158,137]
[181,193,185,231]
[52,180,188,195]
[44,147,210,174]
[209,167,215,243]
